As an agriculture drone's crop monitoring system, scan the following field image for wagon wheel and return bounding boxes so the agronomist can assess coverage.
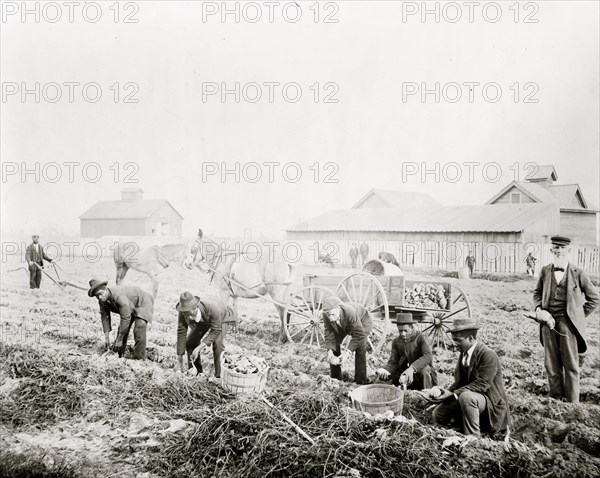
[422,283,472,350]
[283,285,335,346]
[335,272,390,357]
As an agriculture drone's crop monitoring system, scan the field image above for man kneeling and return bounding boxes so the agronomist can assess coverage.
[431,318,510,438]
[376,313,436,389]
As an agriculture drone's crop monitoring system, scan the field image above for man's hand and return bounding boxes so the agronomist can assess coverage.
[190,343,205,363]
[327,349,340,365]
[401,367,415,385]
[431,388,455,403]
[536,309,552,324]
[376,368,391,380]
[545,316,556,329]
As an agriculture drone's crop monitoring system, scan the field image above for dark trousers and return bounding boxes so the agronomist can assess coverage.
[541,315,580,403]
[390,364,436,390]
[29,264,42,289]
[186,325,224,378]
[468,264,474,276]
[330,342,368,385]
[433,391,489,437]
[117,317,148,360]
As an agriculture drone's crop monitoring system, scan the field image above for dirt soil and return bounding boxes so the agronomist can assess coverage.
[1,257,599,478]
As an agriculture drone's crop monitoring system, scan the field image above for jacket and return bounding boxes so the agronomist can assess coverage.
[176,299,233,355]
[99,285,154,335]
[324,303,373,352]
[25,243,51,266]
[384,332,432,375]
[533,263,599,353]
[449,342,510,431]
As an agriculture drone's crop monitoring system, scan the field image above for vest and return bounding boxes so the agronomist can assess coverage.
[548,274,568,317]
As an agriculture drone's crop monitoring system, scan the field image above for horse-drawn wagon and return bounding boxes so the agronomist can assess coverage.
[284,260,472,359]
[185,229,472,362]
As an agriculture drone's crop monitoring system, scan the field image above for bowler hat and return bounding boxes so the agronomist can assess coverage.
[176,291,201,312]
[88,279,108,297]
[322,296,343,311]
[392,312,415,325]
[551,235,571,247]
[449,317,481,333]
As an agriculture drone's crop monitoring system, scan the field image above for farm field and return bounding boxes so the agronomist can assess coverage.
[1,257,599,478]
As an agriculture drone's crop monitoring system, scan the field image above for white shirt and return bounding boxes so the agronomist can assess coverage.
[33,243,39,253]
[553,264,567,284]
[462,341,478,367]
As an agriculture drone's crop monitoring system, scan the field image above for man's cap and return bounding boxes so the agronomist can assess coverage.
[322,296,343,311]
[551,235,571,247]
[392,312,415,325]
[449,317,481,333]
[88,279,108,297]
[32,235,39,238]
[176,291,201,312]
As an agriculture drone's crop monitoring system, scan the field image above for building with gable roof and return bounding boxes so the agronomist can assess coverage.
[79,188,183,238]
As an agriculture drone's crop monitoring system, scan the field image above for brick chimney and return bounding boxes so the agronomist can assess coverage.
[121,188,144,201]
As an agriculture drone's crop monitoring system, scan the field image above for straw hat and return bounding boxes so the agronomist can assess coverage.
[449,317,481,333]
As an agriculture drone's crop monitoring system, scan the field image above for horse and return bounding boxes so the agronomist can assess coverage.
[184,229,295,338]
[113,243,188,298]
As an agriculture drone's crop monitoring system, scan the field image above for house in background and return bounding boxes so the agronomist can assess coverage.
[79,188,183,238]
[486,165,598,244]
[352,189,442,209]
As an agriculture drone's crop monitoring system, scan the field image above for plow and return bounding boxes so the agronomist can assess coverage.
[8,262,88,291]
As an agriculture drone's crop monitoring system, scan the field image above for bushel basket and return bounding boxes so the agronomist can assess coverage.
[349,384,405,416]
[220,352,269,394]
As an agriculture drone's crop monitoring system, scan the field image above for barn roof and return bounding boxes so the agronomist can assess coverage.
[287,203,557,233]
[352,189,441,209]
[487,181,596,211]
[79,199,183,220]
[525,165,558,181]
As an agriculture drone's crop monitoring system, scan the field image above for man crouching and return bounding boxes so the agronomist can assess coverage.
[431,317,510,438]
[176,291,233,378]
[376,313,436,389]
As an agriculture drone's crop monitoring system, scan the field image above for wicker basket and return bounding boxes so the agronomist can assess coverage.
[349,384,405,416]
[220,352,269,394]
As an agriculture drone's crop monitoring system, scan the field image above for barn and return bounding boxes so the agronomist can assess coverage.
[485,165,598,245]
[285,178,598,274]
[79,188,183,238]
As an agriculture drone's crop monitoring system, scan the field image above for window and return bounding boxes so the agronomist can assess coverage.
[510,193,521,204]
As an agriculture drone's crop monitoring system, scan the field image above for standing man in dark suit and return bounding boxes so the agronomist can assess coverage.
[88,279,154,360]
[349,243,359,269]
[175,291,233,378]
[322,296,373,385]
[359,242,369,267]
[432,317,510,438]
[465,251,476,277]
[25,235,53,289]
[533,235,598,403]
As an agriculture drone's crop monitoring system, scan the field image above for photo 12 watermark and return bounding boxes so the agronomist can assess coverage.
[399,161,545,184]
[201,161,339,184]
[401,82,539,104]
[400,1,540,24]
[2,82,140,104]
[201,82,339,104]
[1,162,140,184]
[200,1,340,24]
[1,1,140,24]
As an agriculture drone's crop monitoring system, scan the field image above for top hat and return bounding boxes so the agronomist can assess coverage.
[392,312,415,325]
[551,235,571,247]
[322,296,343,311]
[449,317,481,333]
[88,279,108,297]
[176,291,201,312]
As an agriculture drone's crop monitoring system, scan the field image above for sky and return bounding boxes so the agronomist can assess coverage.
[1,0,599,239]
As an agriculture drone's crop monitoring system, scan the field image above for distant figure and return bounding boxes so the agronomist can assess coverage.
[25,234,53,289]
[525,252,537,276]
[349,243,359,269]
[359,242,369,266]
[465,251,476,277]
[378,251,400,268]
